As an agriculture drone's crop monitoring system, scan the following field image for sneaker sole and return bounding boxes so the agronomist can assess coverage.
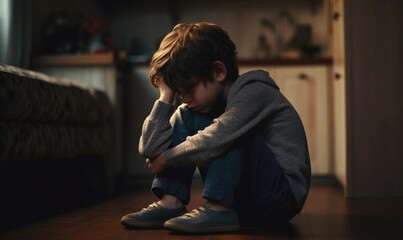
[120,216,165,229]
[164,221,240,234]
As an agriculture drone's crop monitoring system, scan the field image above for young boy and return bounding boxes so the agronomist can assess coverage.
[121,22,311,234]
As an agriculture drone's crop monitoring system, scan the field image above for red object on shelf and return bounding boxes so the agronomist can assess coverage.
[83,20,109,35]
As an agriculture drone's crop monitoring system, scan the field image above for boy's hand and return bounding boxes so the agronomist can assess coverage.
[146,152,170,175]
[157,77,175,104]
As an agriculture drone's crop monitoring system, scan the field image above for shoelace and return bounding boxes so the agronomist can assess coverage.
[184,207,207,218]
[140,202,160,212]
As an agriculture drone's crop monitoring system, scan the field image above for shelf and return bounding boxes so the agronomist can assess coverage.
[128,57,333,67]
[33,53,115,67]
[237,57,333,66]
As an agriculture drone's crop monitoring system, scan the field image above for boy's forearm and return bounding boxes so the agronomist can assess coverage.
[163,81,278,166]
[139,120,172,159]
[138,100,176,159]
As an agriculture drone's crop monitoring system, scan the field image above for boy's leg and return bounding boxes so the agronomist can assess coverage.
[196,120,299,227]
[234,129,299,227]
[121,108,198,228]
[199,145,242,209]
[151,164,195,206]
[160,109,241,209]
[164,111,242,233]
[161,109,298,229]
[151,107,212,206]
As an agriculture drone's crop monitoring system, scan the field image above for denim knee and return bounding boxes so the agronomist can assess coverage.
[202,146,242,208]
[150,107,213,204]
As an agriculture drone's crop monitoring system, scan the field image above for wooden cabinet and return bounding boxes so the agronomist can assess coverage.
[239,65,332,176]
[329,0,402,197]
[331,0,347,191]
[277,66,332,176]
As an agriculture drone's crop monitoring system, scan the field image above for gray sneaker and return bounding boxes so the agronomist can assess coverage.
[121,202,187,229]
[164,205,240,234]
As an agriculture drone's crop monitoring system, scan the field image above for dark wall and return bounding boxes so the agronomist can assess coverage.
[345,0,403,197]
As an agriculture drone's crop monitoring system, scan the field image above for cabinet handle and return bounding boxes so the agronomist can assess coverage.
[335,73,341,80]
[333,12,340,20]
[299,73,307,79]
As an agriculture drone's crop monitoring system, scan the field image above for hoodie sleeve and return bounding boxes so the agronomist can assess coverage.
[165,81,282,166]
[138,100,176,159]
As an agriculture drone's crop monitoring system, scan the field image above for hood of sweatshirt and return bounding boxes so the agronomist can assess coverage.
[227,69,279,101]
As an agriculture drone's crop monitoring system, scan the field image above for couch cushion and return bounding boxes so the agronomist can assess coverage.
[0,63,112,124]
[0,120,112,162]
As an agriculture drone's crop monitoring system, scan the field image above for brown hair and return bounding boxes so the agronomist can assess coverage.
[149,22,239,92]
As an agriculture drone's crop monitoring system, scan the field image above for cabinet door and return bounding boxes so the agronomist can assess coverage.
[332,0,347,190]
[276,66,331,175]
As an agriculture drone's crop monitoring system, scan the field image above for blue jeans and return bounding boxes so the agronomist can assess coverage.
[151,107,298,226]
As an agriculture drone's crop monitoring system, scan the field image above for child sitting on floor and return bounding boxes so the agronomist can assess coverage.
[121,22,311,234]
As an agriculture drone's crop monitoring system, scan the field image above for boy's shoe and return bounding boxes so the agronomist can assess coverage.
[164,204,240,234]
[120,202,187,228]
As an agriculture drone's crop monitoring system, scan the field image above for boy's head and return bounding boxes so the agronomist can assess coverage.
[149,22,239,93]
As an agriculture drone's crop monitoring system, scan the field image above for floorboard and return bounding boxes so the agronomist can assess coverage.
[1,183,402,240]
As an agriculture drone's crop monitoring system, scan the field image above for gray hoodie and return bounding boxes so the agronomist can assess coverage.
[139,69,311,212]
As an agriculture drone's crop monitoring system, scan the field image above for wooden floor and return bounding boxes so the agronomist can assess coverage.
[1,183,402,240]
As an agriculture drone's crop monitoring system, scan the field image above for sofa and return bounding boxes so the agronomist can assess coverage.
[0,63,114,230]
